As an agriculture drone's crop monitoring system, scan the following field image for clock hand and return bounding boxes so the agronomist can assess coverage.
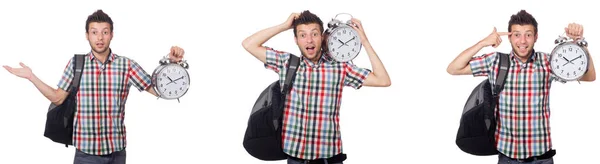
[166,76,178,85]
[569,55,583,63]
[172,76,185,82]
[344,37,355,45]
[338,39,346,49]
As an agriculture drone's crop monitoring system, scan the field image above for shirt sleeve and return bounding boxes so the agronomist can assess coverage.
[469,52,497,77]
[264,47,291,73]
[57,57,75,91]
[128,59,152,92]
[343,62,372,89]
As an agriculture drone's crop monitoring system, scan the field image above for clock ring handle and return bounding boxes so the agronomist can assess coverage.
[333,13,355,26]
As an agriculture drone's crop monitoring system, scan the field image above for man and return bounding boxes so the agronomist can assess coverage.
[242,10,391,164]
[447,10,595,163]
[3,10,185,164]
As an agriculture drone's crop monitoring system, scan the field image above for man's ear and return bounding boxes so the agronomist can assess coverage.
[85,32,89,41]
[534,33,538,42]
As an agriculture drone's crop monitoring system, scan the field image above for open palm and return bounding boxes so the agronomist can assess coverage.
[3,62,33,79]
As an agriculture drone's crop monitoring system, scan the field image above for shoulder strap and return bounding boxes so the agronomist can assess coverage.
[493,52,510,97]
[70,54,86,92]
[282,55,300,95]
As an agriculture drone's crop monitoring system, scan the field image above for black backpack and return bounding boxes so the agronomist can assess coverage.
[243,55,300,161]
[456,52,510,156]
[44,54,85,147]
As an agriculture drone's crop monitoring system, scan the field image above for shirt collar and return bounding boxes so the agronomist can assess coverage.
[88,49,116,63]
[509,49,537,64]
[301,51,333,67]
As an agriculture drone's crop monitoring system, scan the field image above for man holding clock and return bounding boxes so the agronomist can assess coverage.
[3,10,185,164]
[447,10,596,163]
[242,10,391,163]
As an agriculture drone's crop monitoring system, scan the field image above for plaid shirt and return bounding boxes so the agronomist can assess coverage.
[469,51,556,159]
[264,47,371,160]
[57,51,152,155]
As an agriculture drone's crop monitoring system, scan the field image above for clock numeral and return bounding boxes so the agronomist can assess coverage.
[162,73,166,77]
[567,72,570,76]
[169,91,172,95]
[352,48,355,52]
[579,67,582,71]
[558,54,562,58]
[354,42,357,46]
[561,70,564,73]
[180,87,183,90]
[333,36,337,40]
[582,61,585,65]
[574,71,577,75]
[569,47,573,51]
[556,65,560,69]
[159,78,162,81]
[562,49,566,53]
[160,84,163,87]
[330,42,333,45]
[332,48,335,52]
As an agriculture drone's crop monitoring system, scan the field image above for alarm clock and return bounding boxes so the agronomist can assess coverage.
[549,35,589,82]
[151,56,190,102]
[324,13,361,63]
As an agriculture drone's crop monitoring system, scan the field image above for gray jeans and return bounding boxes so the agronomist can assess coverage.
[73,148,126,164]
[498,154,553,164]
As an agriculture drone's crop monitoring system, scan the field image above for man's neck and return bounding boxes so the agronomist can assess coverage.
[92,50,110,63]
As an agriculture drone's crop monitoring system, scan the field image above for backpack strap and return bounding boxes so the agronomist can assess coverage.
[70,54,86,92]
[282,55,300,95]
[493,52,510,97]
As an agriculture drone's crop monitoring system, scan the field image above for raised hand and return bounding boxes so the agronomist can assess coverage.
[479,27,511,48]
[282,13,300,30]
[3,62,34,80]
[565,23,584,40]
[169,46,185,63]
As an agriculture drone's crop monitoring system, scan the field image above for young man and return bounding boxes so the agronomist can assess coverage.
[3,10,185,164]
[447,10,595,163]
[242,10,391,164]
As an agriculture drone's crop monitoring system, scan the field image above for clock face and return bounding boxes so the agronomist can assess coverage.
[550,43,588,81]
[327,26,361,62]
[154,64,190,99]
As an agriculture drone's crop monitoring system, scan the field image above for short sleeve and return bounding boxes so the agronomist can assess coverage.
[128,59,152,92]
[264,47,291,73]
[343,62,372,89]
[57,57,75,91]
[469,52,497,77]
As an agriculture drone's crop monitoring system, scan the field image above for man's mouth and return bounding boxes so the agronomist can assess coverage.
[306,46,316,54]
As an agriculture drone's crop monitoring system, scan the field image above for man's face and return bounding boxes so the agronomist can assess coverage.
[509,24,537,58]
[86,22,113,55]
[294,23,323,61]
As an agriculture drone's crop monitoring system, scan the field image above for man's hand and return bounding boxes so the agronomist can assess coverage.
[478,27,511,48]
[3,62,34,80]
[565,23,584,40]
[349,18,368,43]
[282,13,300,30]
[169,46,185,63]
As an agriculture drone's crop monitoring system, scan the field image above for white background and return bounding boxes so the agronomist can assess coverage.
[1,0,598,163]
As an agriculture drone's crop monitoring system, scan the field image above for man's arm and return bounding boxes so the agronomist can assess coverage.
[3,63,69,105]
[146,86,158,97]
[242,13,299,64]
[347,18,391,87]
[447,27,511,75]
